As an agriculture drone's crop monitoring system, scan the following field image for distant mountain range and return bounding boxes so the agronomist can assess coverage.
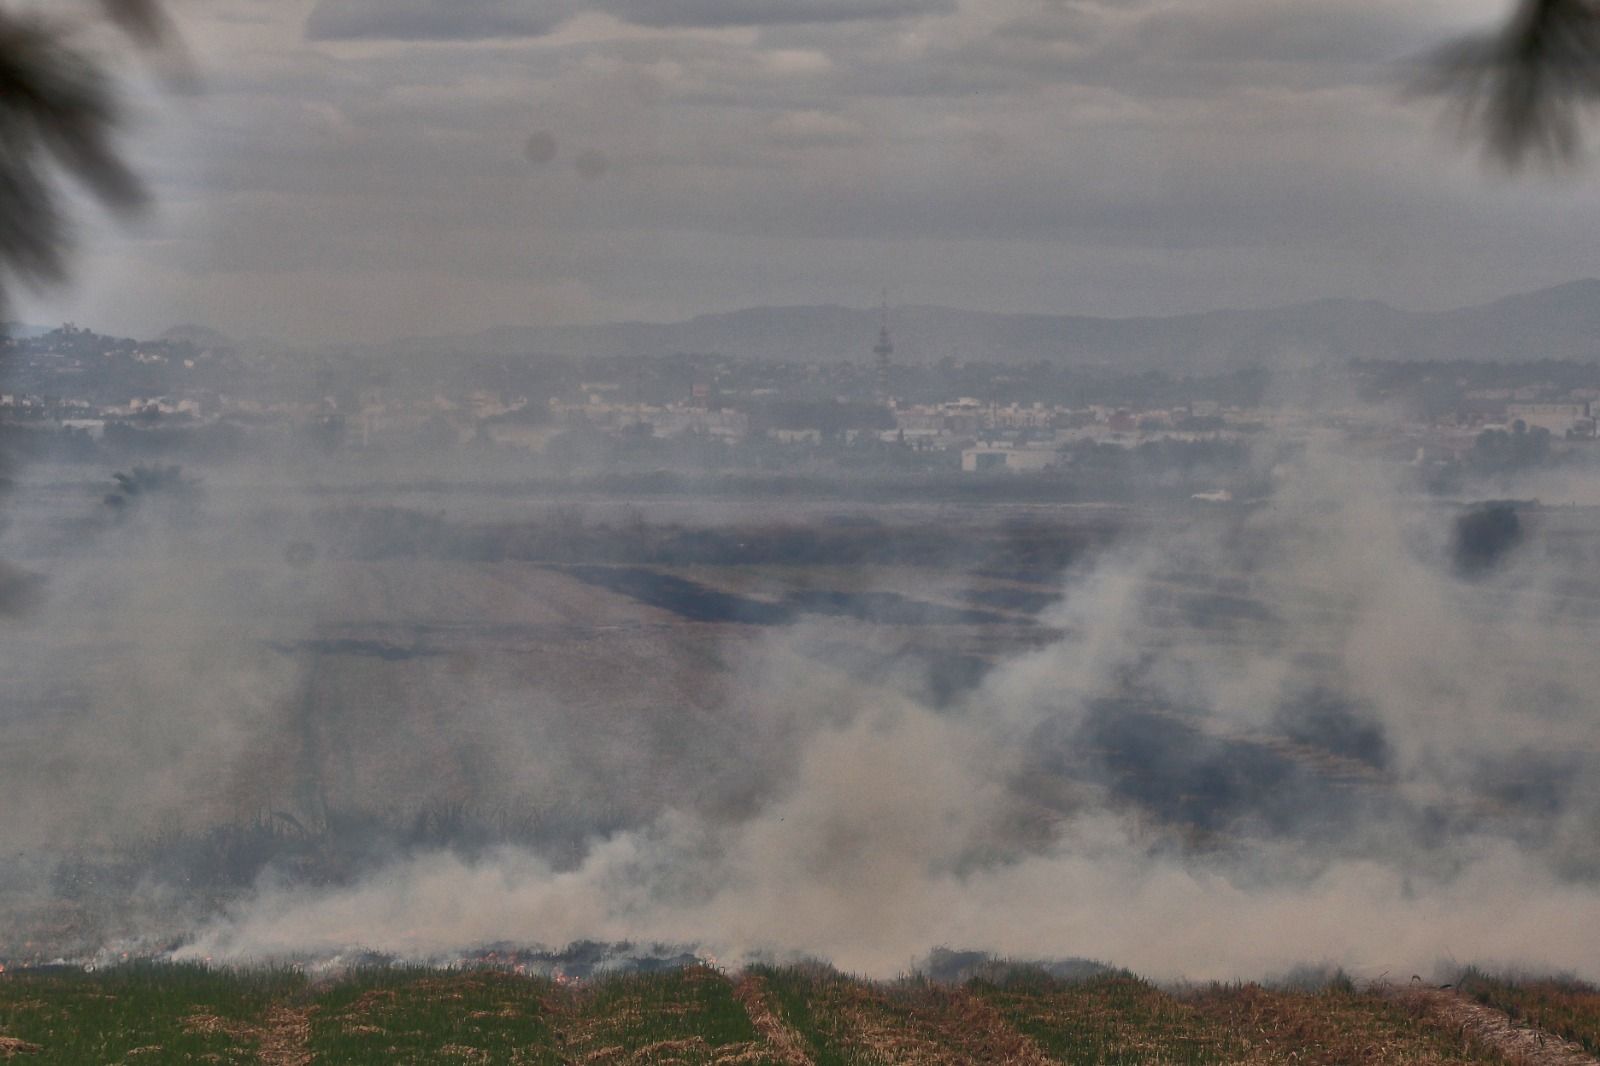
[395,279,1600,372]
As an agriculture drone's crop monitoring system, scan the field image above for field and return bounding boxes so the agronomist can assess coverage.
[5,963,1598,1065]
[9,482,1600,1001]
[1454,968,1600,1059]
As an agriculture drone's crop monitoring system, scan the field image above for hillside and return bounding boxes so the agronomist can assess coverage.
[394,279,1600,371]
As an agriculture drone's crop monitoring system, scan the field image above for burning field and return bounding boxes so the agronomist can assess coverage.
[6,962,1600,1065]
[6,443,1600,984]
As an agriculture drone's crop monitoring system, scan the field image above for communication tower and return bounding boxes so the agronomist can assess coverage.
[873,291,893,404]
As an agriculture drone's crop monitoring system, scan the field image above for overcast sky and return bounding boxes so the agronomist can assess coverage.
[19,0,1600,343]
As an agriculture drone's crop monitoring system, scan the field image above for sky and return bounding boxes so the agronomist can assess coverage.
[19,0,1600,343]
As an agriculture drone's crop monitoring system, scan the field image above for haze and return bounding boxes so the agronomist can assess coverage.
[17,0,1592,344]
[9,0,1600,989]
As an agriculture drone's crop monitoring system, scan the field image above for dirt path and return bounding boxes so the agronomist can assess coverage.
[919,988,1058,1066]
[255,1005,314,1066]
[816,981,1054,1066]
[733,975,813,1066]
[1403,989,1600,1066]
[0,1035,40,1059]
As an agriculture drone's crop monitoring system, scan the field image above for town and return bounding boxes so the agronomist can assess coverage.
[5,317,1598,501]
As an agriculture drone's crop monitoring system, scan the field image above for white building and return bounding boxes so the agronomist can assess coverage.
[962,445,1058,472]
[1507,401,1590,436]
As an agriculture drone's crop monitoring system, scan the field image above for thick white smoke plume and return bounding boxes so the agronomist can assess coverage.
[8,432,1600,981]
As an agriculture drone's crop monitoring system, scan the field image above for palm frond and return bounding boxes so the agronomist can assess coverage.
[1420,0,1600,169]
[0,11,146,303]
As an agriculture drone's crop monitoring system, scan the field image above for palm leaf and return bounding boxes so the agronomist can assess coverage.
[0,11,146,306]
[1421,0,1600,168]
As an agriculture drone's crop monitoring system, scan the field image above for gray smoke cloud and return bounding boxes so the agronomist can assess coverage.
[0,424,1561,981]
[6,379,1600,980]
[0,486,308,853]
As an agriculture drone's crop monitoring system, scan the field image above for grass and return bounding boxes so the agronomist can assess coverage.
[307,968,562,1065]
[1454,965,1600,1056]
[1185,981,1521,1065]
[0,960,1590,1064]
[0,962,303,1065]
[748,964,891,1065]
[558,965,770,1064]
[972,970,1241,1065]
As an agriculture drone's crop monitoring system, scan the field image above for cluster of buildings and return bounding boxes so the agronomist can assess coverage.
[534,390,1256,472]
[544,391,749,444]
[1473,397,1594,437]
[9,319,1600,476]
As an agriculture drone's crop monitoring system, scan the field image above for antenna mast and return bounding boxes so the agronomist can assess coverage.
[873,289,893,404]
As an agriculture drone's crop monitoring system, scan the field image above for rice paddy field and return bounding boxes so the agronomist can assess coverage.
[1,963,1596,1065]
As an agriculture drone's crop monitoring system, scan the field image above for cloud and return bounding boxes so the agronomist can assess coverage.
[956,0,1458,100]
[595,0,954,29]
[303,0,950,42]
[38,0,1600,343]
[765,109,867,148]
[305,0,576,42]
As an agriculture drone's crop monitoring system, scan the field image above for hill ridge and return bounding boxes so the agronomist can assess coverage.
[393,278,1600,370]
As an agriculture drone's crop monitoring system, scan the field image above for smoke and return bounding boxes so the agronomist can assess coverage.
[0,484,307,854]
[8,422,1600,981]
